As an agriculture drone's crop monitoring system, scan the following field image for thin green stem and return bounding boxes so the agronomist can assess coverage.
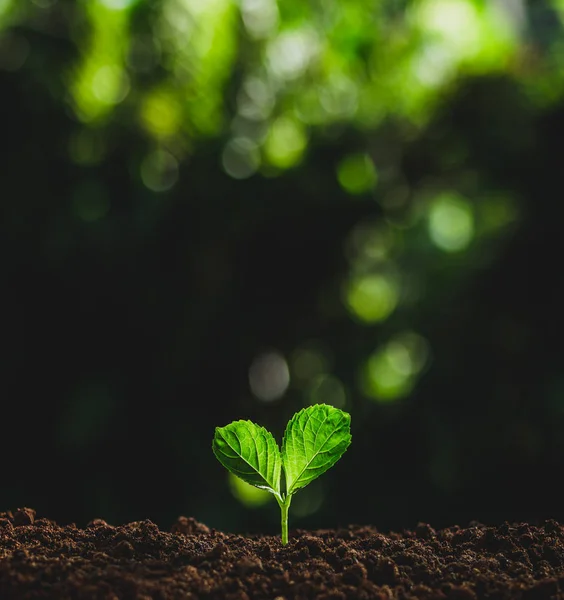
[279,495,292,545]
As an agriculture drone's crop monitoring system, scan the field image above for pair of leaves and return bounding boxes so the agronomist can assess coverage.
[212,404,351,501]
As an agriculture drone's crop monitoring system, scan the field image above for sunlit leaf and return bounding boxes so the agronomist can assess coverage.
[282,404,351,495]
[212,420,282,499]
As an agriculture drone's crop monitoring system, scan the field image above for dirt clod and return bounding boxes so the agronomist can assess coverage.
[3,509,564,598]
[171,516,211,536]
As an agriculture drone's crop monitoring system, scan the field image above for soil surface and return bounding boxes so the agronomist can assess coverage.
[2,508,564,599]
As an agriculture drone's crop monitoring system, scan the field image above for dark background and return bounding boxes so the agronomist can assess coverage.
[2,0,564,535]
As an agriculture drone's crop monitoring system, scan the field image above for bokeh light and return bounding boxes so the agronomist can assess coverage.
[140,149,179,192]
[337,153,378,195]
[362,332,430,402]
[307,374,347,409]
[140,88,182,139]
[237,77,275,122]
[222,138,260,179]
[69,1,131,123]
[228,473,272,508]
[291,345,330,387]
[266,28,320,82]
[240,0,279,39]
[345,220,395,266]
[99,0,139,8]
[428,192,474,252]
[263,116,307,169]
[344,273,399,324]
[249,351,290,402]
[291,480,324,518]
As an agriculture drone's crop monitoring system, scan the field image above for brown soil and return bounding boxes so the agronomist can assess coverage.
[2,508,564,599]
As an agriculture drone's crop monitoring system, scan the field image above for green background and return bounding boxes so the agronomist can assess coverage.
[2,0,564,534]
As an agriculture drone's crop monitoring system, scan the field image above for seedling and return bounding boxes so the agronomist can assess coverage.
[212,403,351,544]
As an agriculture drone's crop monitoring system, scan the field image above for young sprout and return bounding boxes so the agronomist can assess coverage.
[212,403,351,544]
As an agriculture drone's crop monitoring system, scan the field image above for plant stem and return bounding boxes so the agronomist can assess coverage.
[279,495,292,545]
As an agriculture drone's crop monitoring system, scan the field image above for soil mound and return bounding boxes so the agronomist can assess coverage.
[2,508,564,599]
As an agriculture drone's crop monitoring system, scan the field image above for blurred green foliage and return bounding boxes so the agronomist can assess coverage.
[2,0,564,531]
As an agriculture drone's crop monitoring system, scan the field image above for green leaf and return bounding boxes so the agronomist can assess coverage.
[282,404,351,496]
[212,420,282,500]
